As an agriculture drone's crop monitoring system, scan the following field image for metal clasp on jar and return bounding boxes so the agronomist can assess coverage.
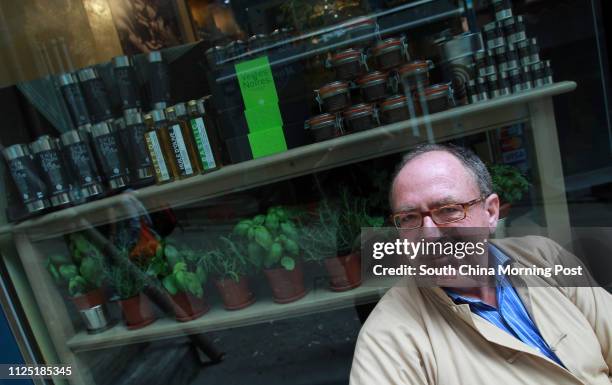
[315,81,351,112]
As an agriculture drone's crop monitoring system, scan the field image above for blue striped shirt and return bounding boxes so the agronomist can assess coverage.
[445,244,564,366]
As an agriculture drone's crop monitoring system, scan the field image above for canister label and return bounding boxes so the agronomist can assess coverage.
[190,117,216,170]
[8,156,47,203]
[35,150,69,193]
[66,142,100,186]
[145,131,170,182]
[168,124,194,175]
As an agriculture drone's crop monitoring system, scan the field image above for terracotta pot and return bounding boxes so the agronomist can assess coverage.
[70,288,106,310]
[170,292,210,322]
[118,293,156,330]
[214,276,256,310]
[263,263,307,304]
[499,202,512,219]
[324,252,362,291]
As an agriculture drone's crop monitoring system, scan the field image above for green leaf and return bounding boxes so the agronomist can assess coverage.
[196,265,207,285]
[163,275,178,295]
[59,264,78,281]
[280,221,298,241]
[248,243,265,268]
[173,261,187,274]
[269,242,283,261]
[46,262,61,283]
[247,227,255,241]
[233,220,252,237]
[80,257,101,287]
[165,244,180,267]
[282,238,299,256]
[253,214,266,225]
[68,276,88,297]
[280,256,295,271]
[254,226,273,250]
[264,213,280,232]
[175,270,187,291]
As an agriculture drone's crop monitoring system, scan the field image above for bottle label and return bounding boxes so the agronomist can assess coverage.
[8,156,47,203]
[145,131,170,181]
[82,79,113,122]
[169,124,194,175]
[190,117,217,170]
[35,150,69,193]
[128,123,152,168]
[60,83,90,126]
[66,142,100,186]
[94,133,126,177]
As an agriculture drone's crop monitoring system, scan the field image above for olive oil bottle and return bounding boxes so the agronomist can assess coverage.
[163,106,201,178]
[186,98,221,172]
[144,110,174,184]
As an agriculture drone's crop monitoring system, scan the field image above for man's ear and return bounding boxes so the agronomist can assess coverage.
[484,193,500,231]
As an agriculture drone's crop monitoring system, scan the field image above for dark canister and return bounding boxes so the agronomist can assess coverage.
[380,95,413,124]
[504,43,519,71]
[531,62,546,87]
[58,72,90,128]
[113,55,142,109]
[484,22,504,50]
[487,73,500,98]
[509,68,522,93]
[225,40,247,59]
[77,67,114,123]
[2,144,50,213]
[518,38,539,66]
[90,121,130,190]
[124,108,155,182]
[543,60,553,84]
[30,135,73,207]
[343,104,378,133]
[305,113,341,142]
[398,61,431,92]
[147,51,171,110]
[422,84,453,114]
[317,81,351,112]
[520,66,533,90]
[60,130,105,200]
[476,77,489,101]
[492,0,513,21]
[357,71,388,102]
[372,37,408,71]
[329,49,366,81]
[467,79,479,104]
[499,71,512,95]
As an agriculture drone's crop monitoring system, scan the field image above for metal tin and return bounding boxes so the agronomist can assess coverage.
[492,0,513,21]
[60,130,105,200]
[147,51,171,109]
[77,67,113,123]
[437,32,482,106]
[531,61,546,87]
[79,304,112,334]
[90,121,130,190]
[509,68,523,92]
[2,144,50,213]
[494,46,507,72]
[512,16,527,43]
[467,79,478,104]
[521,66,533,90]
[518,38,539,66]
[30,135,73,207]
[112,55,142,109]
[476,77,489,101]
[123,108,154,181]
[484,50,497,76]
[487,74,500,98]
[505,43,519,71]
[58,72,91,127]
[499,71,512,95]
[543,60,553,84]
[484,22,505,50]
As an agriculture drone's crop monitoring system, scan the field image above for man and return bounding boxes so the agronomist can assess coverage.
[350,144,612,385]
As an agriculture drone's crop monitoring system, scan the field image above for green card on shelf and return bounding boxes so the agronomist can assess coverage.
[235,56,279,110]
[245,105,283,133]
[248,126,287,159]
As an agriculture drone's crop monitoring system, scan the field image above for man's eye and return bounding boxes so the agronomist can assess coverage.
[401,213,420,223]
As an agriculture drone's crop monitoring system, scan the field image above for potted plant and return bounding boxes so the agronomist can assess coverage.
[488,164,530,219]
[109,256,157,330]
[208,236,256,310]
[46,233,113,333]
[148,242,210,322]
[233,206,306,304]
[302,192,383,291]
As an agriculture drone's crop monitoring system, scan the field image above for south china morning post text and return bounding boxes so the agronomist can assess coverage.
[367,238,584,279]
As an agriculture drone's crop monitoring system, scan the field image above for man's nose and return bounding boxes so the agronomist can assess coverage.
[422,215,438,228]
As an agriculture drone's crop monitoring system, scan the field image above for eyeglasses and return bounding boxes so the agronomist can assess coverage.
[391,197,485,229]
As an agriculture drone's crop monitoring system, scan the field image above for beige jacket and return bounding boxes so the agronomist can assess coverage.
[350,236,612,385]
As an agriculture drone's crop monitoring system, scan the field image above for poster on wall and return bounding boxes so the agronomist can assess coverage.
[108,0,184,55]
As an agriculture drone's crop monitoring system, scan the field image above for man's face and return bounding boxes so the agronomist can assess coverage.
[391,151,500,239]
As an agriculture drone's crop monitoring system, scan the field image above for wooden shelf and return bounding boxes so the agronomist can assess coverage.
[67,282,388,353]
[1,81,576,241]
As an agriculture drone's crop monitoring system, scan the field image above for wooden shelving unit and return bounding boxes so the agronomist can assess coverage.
[67,282,389,353]
[1,82,576,242]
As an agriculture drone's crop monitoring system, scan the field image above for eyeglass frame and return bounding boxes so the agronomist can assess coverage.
[390,196,487,229]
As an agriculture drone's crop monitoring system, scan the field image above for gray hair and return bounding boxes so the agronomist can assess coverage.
[389,143,493,207]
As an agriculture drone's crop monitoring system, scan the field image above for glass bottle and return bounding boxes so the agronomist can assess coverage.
[186,98,222,172]
[144,110,174,184]
[164,106,201,178]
